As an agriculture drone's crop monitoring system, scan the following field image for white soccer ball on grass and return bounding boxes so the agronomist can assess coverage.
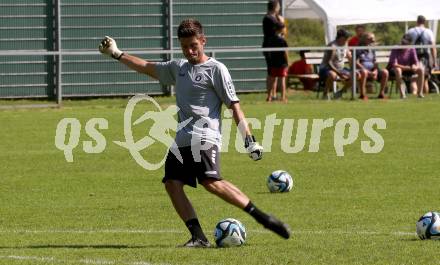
[416,211,440,240]
[267,170,293,193]
[214,218,246,247]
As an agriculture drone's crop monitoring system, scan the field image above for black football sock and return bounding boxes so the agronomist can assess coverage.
[185,218,208,241]
[243,201,270,226]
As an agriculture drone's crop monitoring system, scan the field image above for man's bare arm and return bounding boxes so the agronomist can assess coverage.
[394,63,412,71]
[119,54,159,80]
[230,102,251,137]
[431,46,438,68]
[229,102,263,161]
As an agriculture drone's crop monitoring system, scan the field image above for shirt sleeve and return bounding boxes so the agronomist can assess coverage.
[426,30,435,44]
[270,15,284,32]
[321,47,333,67]
[154,60,179,86]
[348,37,357,46]
[387,50,397,69]
[213,63,240,107]
[407,28,417,44]
[410,48,419,65]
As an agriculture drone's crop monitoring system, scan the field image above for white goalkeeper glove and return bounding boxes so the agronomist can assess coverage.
[99,36,124,60]
[244,135,263,161]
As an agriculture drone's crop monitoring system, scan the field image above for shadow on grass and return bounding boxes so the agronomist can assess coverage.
[399,238,422,242]
[0,244,171,249]
[255,191,291,195]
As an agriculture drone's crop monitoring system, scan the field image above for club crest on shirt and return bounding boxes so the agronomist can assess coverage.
[193,72,205,84]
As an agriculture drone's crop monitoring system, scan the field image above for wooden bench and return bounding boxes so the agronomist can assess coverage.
[430,69,440,94]
[288,50,386,97]
[287,51,349,97]
[286,52,321,90]
[287,50,440,97]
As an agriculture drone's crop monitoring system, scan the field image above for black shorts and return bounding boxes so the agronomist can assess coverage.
[263,51,287,73]
[162,145,222,188]
[263,51,272,74]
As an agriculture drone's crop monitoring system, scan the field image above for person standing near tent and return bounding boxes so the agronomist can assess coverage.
[406,15,438,94]
[268,15,289,102]
[348,25,366,46]
[262,0,288,102]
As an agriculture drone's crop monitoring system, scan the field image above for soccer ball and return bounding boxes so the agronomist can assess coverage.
[267,170,293,193]
[416,211,440,239]
[214,218,246,247]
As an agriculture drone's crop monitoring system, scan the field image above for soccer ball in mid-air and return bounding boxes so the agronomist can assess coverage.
[267,170,293,193]
[214,218,246,247]
[416,211,440,239]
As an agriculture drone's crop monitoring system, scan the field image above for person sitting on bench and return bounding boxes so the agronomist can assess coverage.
[288,50,317,90]
[319,29,363,99]
[387,34,424,98]
[356,32,389,99]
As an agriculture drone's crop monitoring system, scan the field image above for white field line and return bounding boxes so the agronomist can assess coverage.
[0,255,54,262]
[0,228,416,236]
[0,255,169,265]
[0,230,415,265]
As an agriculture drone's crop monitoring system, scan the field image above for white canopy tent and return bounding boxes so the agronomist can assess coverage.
[283,0,440,43]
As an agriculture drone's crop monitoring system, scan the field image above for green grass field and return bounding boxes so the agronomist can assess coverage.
[1,92,440,265]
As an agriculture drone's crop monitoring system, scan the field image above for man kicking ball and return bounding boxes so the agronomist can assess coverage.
[99,19,290,247]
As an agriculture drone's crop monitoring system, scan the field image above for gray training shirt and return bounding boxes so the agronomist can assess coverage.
[155,58,239,148]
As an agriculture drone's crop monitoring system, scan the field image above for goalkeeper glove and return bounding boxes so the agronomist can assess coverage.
[244,135,263,161]
[99,36,124,60]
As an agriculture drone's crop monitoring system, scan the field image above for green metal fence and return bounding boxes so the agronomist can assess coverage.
[0,0,267,99]
[0,1,55,98]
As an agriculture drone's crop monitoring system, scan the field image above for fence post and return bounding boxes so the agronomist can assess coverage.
[351,47,356,100]
[280,0,285,16]
[166,0,174,96]
[55,0,62,106]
